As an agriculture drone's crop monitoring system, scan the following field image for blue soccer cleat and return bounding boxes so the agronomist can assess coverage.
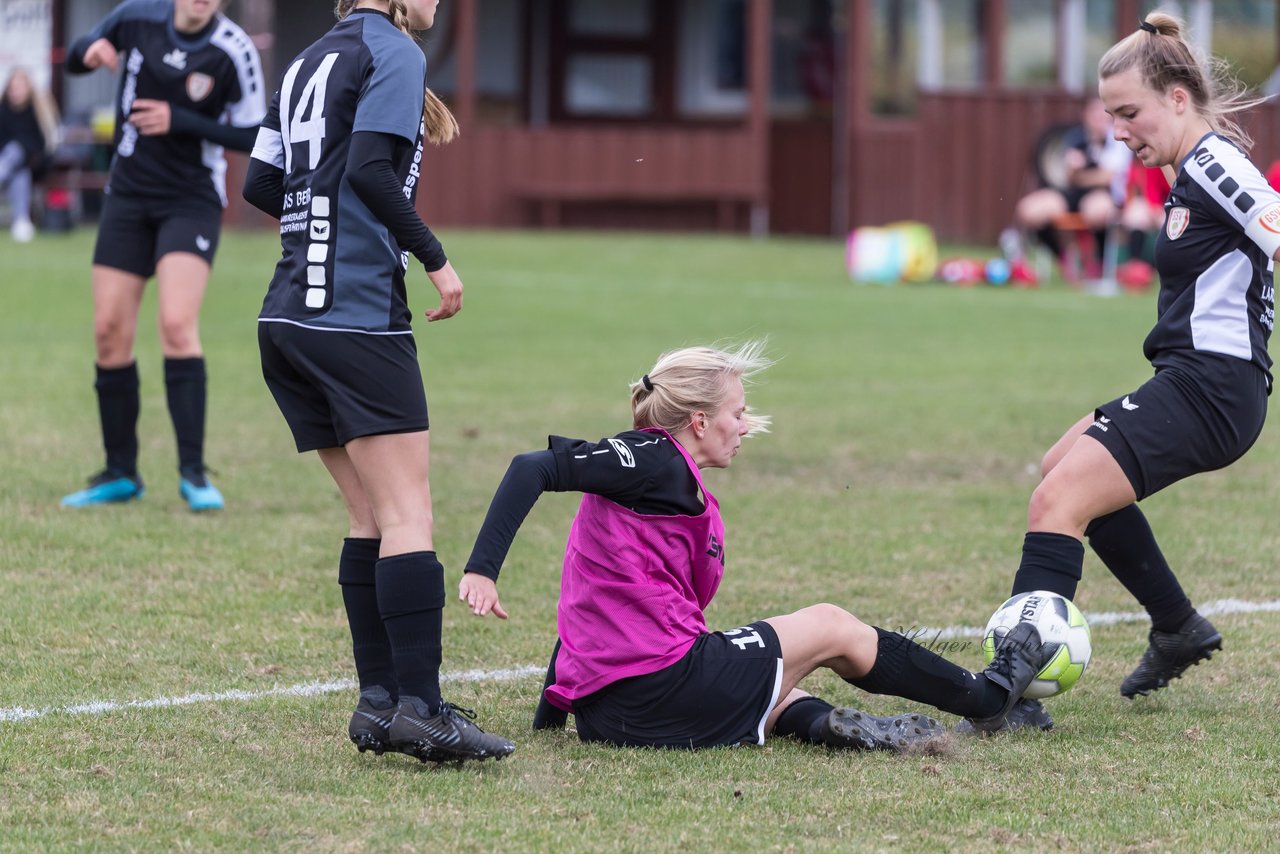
[61,470,145,507]
[179,468,224,512]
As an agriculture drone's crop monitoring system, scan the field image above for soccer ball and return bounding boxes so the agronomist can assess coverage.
[982,591,1092,699]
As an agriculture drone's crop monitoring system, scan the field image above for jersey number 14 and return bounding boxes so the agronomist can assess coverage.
[280,52,339,173]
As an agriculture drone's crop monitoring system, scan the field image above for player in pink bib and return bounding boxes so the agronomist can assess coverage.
[460,342,1050,749]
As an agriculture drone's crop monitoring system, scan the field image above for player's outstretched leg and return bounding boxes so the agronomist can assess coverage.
[961,622,1051,735]
[820,709,945,752]
[388,697,516,763]
[1121,611,1221,699]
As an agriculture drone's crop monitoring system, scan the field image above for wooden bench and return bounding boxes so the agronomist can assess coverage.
[515,184,756,232]
[1052,211,1120,289]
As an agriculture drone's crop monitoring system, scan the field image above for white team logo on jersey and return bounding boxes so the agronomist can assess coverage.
[1256,202,1280,235]
[163,49,187,70]
[606,438,635,468]
[186,72,214,102]
[1166,206,1190,240]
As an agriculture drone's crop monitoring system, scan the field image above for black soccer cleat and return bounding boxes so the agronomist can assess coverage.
[819,708,945,752]
[954,697,1054,736]
[388,696,516,764]
[348,687,397,755]
[1121,612,1222,699]
[964,621,1050,735]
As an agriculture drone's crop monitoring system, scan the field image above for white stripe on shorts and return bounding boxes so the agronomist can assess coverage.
[755,657,785,746]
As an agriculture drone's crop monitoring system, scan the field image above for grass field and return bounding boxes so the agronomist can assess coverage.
[1,228,1277,851]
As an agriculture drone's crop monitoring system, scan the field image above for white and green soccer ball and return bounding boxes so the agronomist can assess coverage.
[982,591,1092,699]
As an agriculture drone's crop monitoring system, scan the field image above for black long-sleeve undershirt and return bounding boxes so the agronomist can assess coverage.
[242,131,448,274]
[345,131,446,272]
[168,106,257,151]
[464,433,703,582]
[242,155,284,218]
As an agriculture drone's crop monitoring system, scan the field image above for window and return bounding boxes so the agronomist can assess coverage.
[552,0,664,120]
[1210,0,1275,89]
[918,0,983,91]
[1082,0,1117,91]
[871,0,919,115]
[771,0,837,116]
[566,55,653,115]
[677,0,747,117]
[1003,0,1057,87]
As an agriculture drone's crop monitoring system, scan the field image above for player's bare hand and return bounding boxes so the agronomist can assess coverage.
[459,572,507,619]
[129,99,172,136]
[425,261,463,322]
[84,38,119,72]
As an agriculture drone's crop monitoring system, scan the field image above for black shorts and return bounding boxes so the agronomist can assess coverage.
[1085,350,1268,499]
[258,321,429,452]
[573,620,784,749]
[93,192,222,277]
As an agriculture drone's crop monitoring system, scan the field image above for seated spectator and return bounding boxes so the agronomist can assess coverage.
[1012,98,1131,267]
[0,68,59,242]
[1121,159,1170,265]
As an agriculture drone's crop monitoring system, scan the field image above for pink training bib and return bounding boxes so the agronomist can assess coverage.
[545,429,726,710]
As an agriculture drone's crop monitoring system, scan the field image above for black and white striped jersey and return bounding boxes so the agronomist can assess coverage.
[1150,133,1277,384]
[251,9,427,333]
[67,0,266,207]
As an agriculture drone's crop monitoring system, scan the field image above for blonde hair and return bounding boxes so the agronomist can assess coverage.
[335,0,459,145]
[1098,12,1261,151]
[3,68,59,153]
[631,341,773,437]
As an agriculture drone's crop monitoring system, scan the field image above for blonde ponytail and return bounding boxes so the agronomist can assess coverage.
[631,341,774,436]
[1099,12,1262,151]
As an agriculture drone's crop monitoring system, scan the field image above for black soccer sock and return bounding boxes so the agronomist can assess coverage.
[773,696,836,744]
[1092,228,1108,263]
[375,551,445,710]
[1128,229,1148,263]
[1086,505,1194,632]
[848,627,1004,719]
[164,356,207,476]
[1034,225,1062,257]
[1011,531,1085,600]
[95,362,140,475]
[338,538,397,697]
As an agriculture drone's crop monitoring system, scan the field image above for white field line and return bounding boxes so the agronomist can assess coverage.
[4,598,1278,725]
[0,664,544,725]
[903,597,1280,641]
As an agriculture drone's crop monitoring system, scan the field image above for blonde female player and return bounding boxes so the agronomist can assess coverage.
[977,13,1279,734]
[460,343,1049,750]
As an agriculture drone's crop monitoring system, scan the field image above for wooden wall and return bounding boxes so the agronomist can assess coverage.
[226,95,1280,244]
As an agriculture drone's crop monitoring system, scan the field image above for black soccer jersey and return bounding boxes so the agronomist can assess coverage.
[1149,133,1278,384]
[464,431,703,581]
[252,9,428,334]
[66,0,265,207]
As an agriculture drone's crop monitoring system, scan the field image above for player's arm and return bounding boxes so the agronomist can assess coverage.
[346,131,446,268]
[133,32,265,150]
[242,92,284,218]
[459,435,664,617]
[1243,195,1280,263]
[154,107,259,150]
[345,131,460,322]
[65,0,142,73]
